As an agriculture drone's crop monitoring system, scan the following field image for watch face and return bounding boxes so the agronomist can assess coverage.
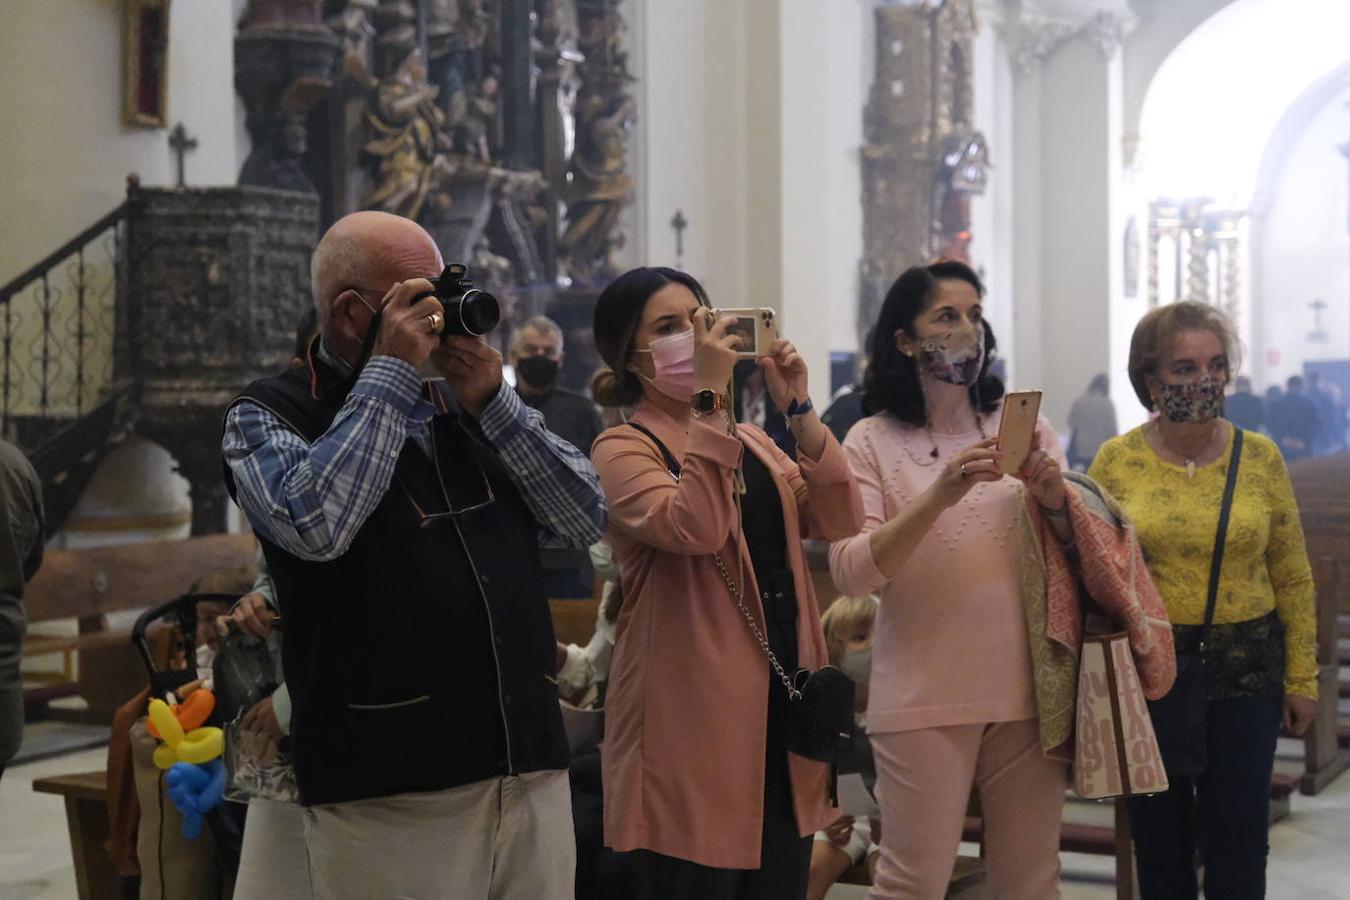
[694,390,716,412]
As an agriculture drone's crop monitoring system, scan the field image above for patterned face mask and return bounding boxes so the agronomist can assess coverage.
[1156,375,1225,424]
[915,324,984,386]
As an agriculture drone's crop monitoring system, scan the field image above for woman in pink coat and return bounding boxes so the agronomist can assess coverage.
[589,267,863,900]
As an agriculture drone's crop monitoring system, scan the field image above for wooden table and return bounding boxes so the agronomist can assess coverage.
[32,770,119,900]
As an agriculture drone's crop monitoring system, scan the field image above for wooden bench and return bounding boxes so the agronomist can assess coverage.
[1299,557,1350,794]
[549,597,601,648]
[836,854,986,896]
[23,534,256,720]
[32,770,120,900]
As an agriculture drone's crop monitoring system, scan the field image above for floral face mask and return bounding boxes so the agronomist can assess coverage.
[913,323,984,386]
[1156,375,1225,424]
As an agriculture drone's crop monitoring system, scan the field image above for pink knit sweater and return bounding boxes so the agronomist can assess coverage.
[828,408,1063,735]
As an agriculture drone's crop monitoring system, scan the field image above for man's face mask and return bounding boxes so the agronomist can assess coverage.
[1156,375,1225,424]
[516,355,560,390]
[911,323,985,386]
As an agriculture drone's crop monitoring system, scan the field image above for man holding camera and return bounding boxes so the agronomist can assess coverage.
[222,211,606,897]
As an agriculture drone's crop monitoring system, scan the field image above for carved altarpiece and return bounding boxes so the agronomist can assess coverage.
[227,0,635,390]
[858,0,988,347]
[1147,198,1248,344]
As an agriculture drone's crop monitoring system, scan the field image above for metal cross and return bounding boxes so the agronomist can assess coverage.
[168,122,199,189]
[670,209,688,267]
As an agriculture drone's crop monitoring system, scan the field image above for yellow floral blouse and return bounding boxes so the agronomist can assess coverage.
[1089,426,1317,698]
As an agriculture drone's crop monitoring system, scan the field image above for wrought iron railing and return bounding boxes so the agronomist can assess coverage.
[0,203,128,445]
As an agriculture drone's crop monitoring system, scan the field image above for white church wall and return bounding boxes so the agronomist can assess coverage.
[1011,38,1124,433]
[822,0,869,361]
[0,0,240,286]
[635,0,866,404]
[971,19,1017,387]
[1255,87,1350,389]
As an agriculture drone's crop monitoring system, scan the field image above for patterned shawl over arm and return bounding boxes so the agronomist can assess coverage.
[1019,472,1176,759]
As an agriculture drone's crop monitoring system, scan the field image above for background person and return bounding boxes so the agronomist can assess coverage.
[1066,373,1118,471]
[0,437,43,781]
[509,315,605,597]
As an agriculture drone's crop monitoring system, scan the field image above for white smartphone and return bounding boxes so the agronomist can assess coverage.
[711,307,780,359]
[997,390,1043,476]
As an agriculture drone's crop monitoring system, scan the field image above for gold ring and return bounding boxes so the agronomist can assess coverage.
[427,311,445,334]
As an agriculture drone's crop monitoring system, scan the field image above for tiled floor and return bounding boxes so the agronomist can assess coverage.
[4,741,1349,899]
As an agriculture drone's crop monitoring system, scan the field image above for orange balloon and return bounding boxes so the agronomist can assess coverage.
[147,689,216,739]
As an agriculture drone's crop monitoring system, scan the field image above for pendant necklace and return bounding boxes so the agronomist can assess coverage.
[1157,420,1219,479]
[906,412,987,468]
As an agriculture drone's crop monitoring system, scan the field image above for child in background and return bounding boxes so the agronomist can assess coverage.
[807,595,880,900]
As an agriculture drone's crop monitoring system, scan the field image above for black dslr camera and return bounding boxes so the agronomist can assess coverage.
[425,263,500,337]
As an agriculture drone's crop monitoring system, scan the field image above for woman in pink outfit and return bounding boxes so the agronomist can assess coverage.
[829,261,1075,899]
[589,267,863,900]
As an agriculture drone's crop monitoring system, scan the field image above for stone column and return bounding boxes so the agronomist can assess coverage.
[1004,6,1135,429]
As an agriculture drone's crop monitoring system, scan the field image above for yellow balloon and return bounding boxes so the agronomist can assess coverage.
[148,699,185,746]
[176,727,224,765]
[153,744,179,771]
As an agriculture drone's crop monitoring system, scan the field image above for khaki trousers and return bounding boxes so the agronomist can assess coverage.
[301,769,575,900]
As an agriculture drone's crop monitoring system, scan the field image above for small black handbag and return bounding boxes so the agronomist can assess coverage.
[1146,427,1243,777]
[628,422,856,765]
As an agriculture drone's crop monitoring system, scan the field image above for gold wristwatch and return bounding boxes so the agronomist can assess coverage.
[691,389,729,418]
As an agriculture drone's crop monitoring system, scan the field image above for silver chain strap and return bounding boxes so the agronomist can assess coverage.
[712,553,802,701]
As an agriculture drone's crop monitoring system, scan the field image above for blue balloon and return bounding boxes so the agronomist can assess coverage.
[165,760,227,839]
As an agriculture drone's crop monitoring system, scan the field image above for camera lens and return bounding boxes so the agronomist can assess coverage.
[451,289,500,336]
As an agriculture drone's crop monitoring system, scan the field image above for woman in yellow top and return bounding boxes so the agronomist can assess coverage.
[1089,301,1316,900]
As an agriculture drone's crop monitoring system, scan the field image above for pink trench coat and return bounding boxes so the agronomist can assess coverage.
[591,401,864,869]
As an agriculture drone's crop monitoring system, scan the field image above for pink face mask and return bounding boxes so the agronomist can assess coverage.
[635,329,695,401]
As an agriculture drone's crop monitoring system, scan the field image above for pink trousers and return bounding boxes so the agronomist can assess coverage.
[868,718,1067,899]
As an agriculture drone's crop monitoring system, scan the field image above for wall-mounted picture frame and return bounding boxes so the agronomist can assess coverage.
[124,0,172,128]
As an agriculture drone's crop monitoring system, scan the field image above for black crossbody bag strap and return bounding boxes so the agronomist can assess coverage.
[627,421,682,479]
[1200,427,1244,649]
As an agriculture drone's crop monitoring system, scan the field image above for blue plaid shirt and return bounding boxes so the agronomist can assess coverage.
[223,354,606,563]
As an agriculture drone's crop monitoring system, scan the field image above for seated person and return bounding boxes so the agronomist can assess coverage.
[808,595,880,900]
[555,541,622,710]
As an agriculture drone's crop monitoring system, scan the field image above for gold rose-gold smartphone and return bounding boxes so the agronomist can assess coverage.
[711,308,780,359]
[997,390,1042,476]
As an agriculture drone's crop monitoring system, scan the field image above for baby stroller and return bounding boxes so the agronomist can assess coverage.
[121,592,245,900]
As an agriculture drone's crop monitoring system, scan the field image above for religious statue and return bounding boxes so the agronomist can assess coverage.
[363,50,457,220]
[559,91,637,283]
[933,125,990,262]
[452,64,500,163]
[234,0,340,193]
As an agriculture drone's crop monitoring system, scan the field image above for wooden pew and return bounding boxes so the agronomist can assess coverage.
[1289,454,1350,606]
[1290,454,1350,792]
[549,597,601,647]
[23,534,256,720]
[31,771,119,900]
[1301,557,1350,794]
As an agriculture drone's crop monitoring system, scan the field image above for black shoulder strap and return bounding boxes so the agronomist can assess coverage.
[627,421,681,479]
[1201,427,1245,640]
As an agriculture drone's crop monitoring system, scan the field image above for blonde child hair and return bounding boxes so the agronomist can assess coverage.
[820,595,878,667]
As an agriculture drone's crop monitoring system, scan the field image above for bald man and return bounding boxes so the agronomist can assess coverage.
[222,211,605,898]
